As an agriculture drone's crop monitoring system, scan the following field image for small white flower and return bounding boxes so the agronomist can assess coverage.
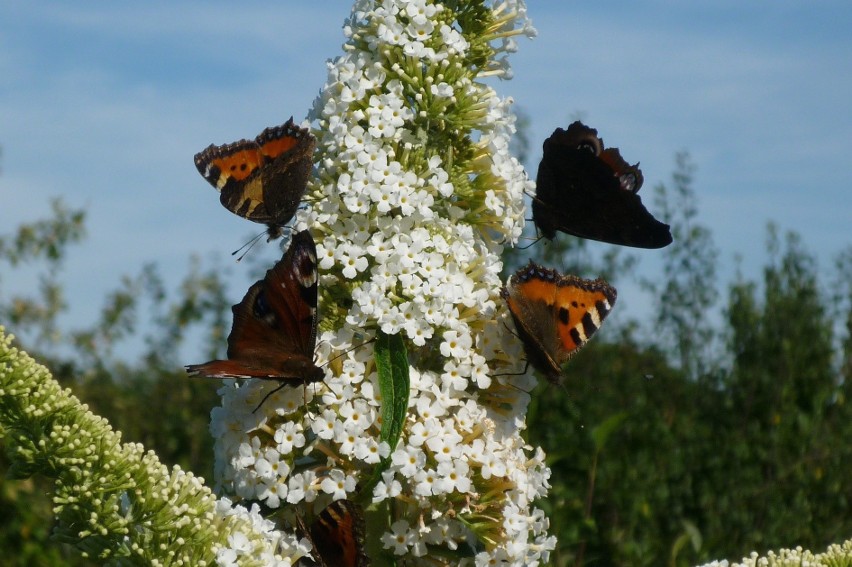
[274,422,306,455]
[440,329,474,359]
[256,475,289,509]
[425,423,463,463]
[286,470,318,504]
[435,459,472,495]
[391,444,426,478]
[311,409,340,440]
[381,520,414,555]
[373,470,403,502]
[320,469,357,500]
[413,467,437,497]
[407,418,438,447]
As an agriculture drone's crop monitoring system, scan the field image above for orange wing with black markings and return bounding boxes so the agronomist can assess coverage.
[502,261,616,383]
[194,117,316,232]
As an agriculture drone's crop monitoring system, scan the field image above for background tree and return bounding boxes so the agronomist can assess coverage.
[643,152,719,380]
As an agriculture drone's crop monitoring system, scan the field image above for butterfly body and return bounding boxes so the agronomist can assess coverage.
[533,121,672,249]
[194,118,316,237]
[502,261,616,383]
[185,230,324,385]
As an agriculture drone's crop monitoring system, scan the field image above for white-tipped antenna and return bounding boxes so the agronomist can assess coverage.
[231,224,291,262]
[231,231,267,262]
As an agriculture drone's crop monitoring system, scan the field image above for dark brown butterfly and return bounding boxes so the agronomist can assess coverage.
[297,499,368,567]
[194,117,316,240]
[502,261,617,383]
[533,121,672,249]
[185,230,324,385]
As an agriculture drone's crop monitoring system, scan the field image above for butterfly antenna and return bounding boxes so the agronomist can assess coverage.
[301,194,324,204]
[523,188,542,204]
[232,231,267,262]
[319,337,378,369]
[252,382,287,413]
[516,233,544,250]
[501,373,536,395]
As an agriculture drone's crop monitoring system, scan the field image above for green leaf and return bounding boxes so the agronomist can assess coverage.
[358,331,409,502]
[376,331,409,450]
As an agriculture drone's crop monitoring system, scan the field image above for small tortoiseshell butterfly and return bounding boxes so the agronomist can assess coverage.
[194,117,316,240]
[185,230,324,385]
[297,499,368,567]
[533,121,672,249]
[502,261,617,383]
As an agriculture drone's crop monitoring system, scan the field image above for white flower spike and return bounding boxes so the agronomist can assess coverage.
[212,1,551,564]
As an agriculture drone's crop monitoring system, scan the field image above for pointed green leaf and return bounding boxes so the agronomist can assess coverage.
[374,330,409,454]
[358,330,409,503]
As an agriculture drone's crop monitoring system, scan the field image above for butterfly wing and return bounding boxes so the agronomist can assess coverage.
[185,230,323,384]
[194,139,276,224]
[255,119,316,227]
[533,122,672,249]
[503,262,617,383]
[298,500,368,567]
[193,118,316,229]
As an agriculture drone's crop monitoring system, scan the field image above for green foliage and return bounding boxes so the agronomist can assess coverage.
[0,202,227,563]
[358,331,412,565]
[0,470,91,566]
[528,341,705,566]
[834,246,852,398]
[708,225,851,556]
[526,157,852,566]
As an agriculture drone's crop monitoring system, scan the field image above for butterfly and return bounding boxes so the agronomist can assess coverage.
[501,261,617,383]
[532,121,672,249]
[194,117,316,241]
[296,499,368,567]
[185,230,324,386]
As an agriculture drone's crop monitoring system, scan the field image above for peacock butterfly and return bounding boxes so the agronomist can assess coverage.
[194,117,316,241]
[296,499,368,567]
[501,261,617,383]
[185,230,324,385]
[533,121,672,249]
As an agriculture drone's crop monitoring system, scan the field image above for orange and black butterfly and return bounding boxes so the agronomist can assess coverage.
[533,121,672,249]
[502,261,616,383]
[194,117,316,240]
[185,230,324,386]
[297,499,368,567]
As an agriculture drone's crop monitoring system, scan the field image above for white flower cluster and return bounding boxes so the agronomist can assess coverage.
[214,497,311,567]
[211,1,552,565]
[698,539,852,567]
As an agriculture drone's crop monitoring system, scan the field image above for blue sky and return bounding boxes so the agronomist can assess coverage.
[2,1,852,362]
